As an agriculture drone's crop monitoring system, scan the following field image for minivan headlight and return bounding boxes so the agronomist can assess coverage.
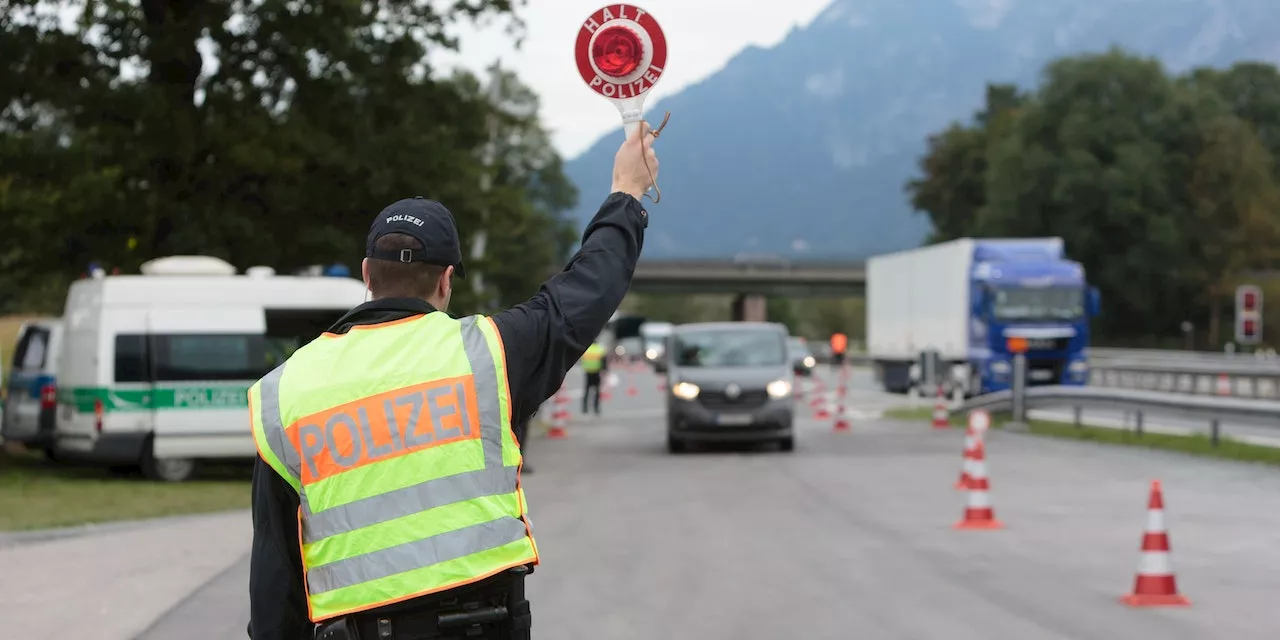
[766,379,792,399]
[803,356,816,368]
[672,382,700,400]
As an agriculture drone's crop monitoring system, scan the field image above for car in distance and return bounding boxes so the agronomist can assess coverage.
[788,337,816,377]
[664,322,794,453]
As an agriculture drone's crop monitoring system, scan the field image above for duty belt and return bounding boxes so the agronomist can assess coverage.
[315,566,531,640]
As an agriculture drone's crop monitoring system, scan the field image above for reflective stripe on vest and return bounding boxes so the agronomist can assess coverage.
[249,313,538,621]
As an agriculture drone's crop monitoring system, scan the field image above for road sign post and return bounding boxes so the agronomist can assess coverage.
[1007,337,1029,431]
[1235,284,1262,348]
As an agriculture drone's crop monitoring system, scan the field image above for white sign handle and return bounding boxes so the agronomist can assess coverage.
[614,95,647,138]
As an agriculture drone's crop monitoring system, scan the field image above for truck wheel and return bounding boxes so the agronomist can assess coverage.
[141,437,196,482]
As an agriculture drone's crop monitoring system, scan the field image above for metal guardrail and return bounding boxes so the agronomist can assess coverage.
[1088,347,1278,364]
[1088,355,1280,400]
[960,385,1280,445]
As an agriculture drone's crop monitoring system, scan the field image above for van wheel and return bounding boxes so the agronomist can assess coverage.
[141,439,196,482]
[778,437,794,452]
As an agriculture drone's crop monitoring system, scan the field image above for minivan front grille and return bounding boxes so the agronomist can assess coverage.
[699,389,769,410]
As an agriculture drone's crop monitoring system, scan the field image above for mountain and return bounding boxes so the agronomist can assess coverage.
[561,0,1280,260]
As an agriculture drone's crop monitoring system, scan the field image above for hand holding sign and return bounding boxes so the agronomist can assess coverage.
[577,4,669,203]
[612,120,659,201]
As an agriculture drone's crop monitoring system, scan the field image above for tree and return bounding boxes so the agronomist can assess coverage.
[0,0,575,315]
[906,83,1025,243]
[908,48,1280,344]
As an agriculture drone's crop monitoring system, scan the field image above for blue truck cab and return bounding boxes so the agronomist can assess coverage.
[968,240,1100,394]
[866,237,1100,397]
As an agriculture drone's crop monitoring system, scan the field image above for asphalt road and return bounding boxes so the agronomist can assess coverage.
[7,365,1280,639]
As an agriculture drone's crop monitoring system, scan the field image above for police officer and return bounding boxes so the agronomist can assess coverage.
[829,331,848,374]
[580,340,607,415]
[247,121,660,640]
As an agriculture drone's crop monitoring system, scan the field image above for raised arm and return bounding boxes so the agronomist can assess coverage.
[491,121,659,422]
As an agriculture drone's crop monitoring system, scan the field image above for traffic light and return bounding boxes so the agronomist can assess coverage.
[1235,285,1262,345]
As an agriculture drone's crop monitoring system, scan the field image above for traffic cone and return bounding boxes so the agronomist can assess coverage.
[955,428,979,489]
[932,387,950,429]
[833,381,851,431]
[1121,481,1190,607]
[600,372,613,401]
[547,387,569,439]
[956,410,991,489]
[954,440,1002,529]
[1215,374,1230,396]
[626,371,639,397]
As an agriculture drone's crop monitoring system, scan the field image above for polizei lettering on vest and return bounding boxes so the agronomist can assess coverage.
[581,5,647,35]
[289,375,481,484]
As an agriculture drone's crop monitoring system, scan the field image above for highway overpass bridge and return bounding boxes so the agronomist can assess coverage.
[628,258,867,321]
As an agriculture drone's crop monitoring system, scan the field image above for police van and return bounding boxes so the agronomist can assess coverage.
[2,317,64,455]
[54,255,367,481]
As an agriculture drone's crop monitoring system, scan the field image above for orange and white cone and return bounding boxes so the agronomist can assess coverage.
[548,386,570,439]
[810,375,826,408]
[955,430,979,489]
[955,410,991,489]
[626,367,639,396]
[600,371,613,401]
[833,382,851,432]
[954,440,1002,529]
[1121,480,1190,607]
[932,387,950,429]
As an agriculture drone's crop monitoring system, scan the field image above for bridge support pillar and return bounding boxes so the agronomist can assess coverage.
[731,294,767,322]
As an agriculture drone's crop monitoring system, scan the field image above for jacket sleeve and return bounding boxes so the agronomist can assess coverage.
[247,458,312,640]
[491,192,646,423]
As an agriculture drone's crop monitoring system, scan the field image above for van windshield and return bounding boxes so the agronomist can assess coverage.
[672,329,786,367]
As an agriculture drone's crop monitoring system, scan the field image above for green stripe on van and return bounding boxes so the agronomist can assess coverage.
[59,386,251,412]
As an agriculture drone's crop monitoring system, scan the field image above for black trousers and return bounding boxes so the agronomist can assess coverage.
[830,352,846,372]
[582,372,602,414]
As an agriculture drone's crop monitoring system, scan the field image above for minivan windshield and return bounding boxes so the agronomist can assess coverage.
[673,329,787,367]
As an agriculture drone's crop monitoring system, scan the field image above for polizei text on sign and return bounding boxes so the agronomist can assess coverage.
[588,64,665,99]
[574,4,668,102]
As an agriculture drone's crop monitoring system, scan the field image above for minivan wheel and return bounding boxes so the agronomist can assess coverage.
[666,435,686,454]
[778,437,794,452]
[141,439,196,482]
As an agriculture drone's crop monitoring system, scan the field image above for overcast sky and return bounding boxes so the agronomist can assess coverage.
[429,1,833,158]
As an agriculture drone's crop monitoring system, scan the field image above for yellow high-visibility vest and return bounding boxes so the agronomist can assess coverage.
[581,342,606,373]
[249,313,538,622]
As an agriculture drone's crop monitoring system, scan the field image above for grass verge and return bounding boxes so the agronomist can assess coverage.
[0,447,251,532]
[882,407,1280,466]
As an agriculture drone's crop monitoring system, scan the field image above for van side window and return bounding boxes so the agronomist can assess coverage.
[114,334,151,383]
[13,328,50,370]
[151,334,268,382]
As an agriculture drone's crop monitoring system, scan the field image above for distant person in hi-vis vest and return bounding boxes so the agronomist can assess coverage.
[579,341,608,415]
[829,332,848,373]
[246,121,660,640]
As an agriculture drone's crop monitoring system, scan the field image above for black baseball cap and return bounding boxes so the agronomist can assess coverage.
[366,196,466,278]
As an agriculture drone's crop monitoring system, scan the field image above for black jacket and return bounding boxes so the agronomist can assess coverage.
[248,192,646,639]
